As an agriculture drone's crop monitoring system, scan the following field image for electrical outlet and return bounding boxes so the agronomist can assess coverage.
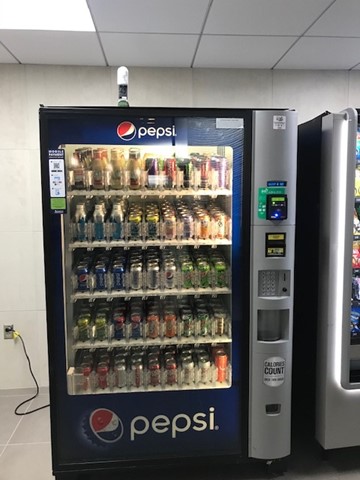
[3,325,14,339]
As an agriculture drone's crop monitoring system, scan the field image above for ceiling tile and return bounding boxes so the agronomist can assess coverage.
[275,37,360,69]
[0,42,18,63]
[204,0,334,35]
[0,31,106,66]
[194,35,297,69]
[100,33,198,67]
[306,0,360,37]
[88,0,210,34]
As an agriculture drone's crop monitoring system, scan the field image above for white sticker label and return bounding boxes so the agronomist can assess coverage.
[263,356,285,387]
[216,118,244,129]
[49,158,65,197]
[273,115,286,130]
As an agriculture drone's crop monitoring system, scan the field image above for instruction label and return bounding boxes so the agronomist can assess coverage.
[273,115,286,130]
[49,149,66,213]
[263,356,285,387]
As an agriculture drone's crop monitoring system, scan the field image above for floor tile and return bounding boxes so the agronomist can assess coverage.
[9,395,51,444]
[0,443,53,480]
[0,396,25,444]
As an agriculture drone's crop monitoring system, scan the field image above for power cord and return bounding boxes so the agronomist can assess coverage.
[9,328,50,415]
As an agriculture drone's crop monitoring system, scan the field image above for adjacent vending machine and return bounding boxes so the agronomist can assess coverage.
[297,108,360,450]
[39,107,297,479]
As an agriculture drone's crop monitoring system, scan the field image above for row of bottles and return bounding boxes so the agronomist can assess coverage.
[72,197,230,243]
[73,296,231,344]
[72,247,230,294]
[68,147,232,192]
[70,344,230,394]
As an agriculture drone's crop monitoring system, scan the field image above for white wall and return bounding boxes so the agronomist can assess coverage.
[1,64,360,389]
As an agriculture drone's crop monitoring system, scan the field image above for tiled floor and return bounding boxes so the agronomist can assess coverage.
[1,388,360,480]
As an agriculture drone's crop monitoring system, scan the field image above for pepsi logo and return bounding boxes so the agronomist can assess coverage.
[89,408,124,443]
[117,121,136,141]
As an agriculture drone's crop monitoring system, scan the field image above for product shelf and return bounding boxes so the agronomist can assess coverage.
[71,287,231,302]
[68,188,232,198]
[69,239,232,250]
[72,334,232,350]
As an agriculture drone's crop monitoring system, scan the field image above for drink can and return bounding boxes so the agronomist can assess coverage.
[197,310,210,336]
[181,309,194,337]
[131,356,144,388]
[148,358,161,387]
[182,357,195,385]
[215,351,228,383]
[80,363,92,392]
[164,312,177,338]
[76,262,90,292]
[94,262,107,291]
[212,211,226,239]
[77,315,90,342]
[215,312,226,336]
[147,261,160,290]
[129,212,142,240]
[214,260,227,288]
[197,260,211,289]
[199,213,211,239]
[95,314,107,341]
[147,313,160,339]
[165,357,177,386]
[146,212,159,239]
[181,261,194,289]
[113,311,126,340]
[130,263,143,290]
[165,158,177,188]
[114,359,127,388]
[96,362,109,389]
[164,261,177,289]
[217,156,228,189]
[200,156,210,189]
[112,262,126,291]
[164,213,177,240]
[182,214,194,239]
[198,354,211,384]
[130,310,142,339]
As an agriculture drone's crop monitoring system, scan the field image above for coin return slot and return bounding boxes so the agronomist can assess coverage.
[266,403,281,415]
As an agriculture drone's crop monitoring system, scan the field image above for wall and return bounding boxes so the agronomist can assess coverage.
[1,64,360,390]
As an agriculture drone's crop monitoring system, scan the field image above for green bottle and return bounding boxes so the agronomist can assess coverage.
[117,66,129,107]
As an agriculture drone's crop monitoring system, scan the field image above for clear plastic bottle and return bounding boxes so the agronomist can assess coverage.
[74,203,87,241]
[93,204,105,241]
[110,203,124,240]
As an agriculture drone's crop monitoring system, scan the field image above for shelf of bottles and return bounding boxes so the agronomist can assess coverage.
[351,153,360,346]
[65,144,233,395]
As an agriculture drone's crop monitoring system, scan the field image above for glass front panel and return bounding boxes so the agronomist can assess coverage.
[62,120,238,395]
[351,129,360,382]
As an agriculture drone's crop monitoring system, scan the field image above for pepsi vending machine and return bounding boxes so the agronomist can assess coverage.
[39,107,297,479]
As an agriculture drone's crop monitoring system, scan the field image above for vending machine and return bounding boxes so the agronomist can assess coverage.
[297,108,360,450]
[39,107,297,479]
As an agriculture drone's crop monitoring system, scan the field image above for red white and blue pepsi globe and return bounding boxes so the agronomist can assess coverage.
[89,408,123,443]
[117,121,136,141]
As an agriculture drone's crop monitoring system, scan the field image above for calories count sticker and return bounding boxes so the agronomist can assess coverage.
[263,356,285,387]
